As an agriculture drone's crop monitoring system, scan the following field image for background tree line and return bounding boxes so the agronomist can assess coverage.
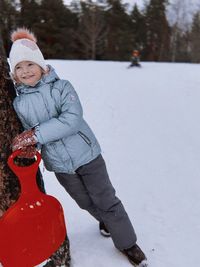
[1,0,200,62]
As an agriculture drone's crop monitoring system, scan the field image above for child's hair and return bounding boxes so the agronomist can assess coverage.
[9,28,47,73]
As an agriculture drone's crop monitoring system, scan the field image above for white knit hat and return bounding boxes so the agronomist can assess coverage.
[9,28,47,73]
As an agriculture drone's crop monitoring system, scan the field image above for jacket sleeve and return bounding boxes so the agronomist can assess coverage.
[13,99,31,130]
[35,81,83,144]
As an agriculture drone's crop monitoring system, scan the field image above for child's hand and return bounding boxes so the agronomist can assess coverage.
[17,146,37,158]
[12,129,37,151]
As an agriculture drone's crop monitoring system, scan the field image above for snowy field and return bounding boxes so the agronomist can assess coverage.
[36,60,200,267]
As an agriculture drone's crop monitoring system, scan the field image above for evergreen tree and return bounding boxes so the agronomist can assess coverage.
[168,0,194,62]
[0,30,22,216]
[169,28,190,62]
[31,0,78,59]
[104,0,133,60]
[190,12,200,63]
[144,0,170,61]
[75,0,107,59]
[130,4,146,59]
[17,0,40,27]
[0,0,17,56]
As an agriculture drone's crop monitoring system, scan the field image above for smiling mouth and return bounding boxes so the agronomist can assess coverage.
[23,75,35,79]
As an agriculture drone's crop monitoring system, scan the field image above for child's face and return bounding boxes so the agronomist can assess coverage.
[14,61,44,86]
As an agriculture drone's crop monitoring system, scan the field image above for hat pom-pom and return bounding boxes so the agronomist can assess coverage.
[11,28,37,43]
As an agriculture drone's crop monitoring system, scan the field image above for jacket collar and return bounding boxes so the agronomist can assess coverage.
[15,65,59,95]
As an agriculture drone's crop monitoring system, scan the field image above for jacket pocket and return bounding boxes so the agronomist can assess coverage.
[78,131,92,146]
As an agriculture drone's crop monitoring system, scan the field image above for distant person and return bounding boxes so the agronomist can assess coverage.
[10,28,147,267]
[129,50,141,68]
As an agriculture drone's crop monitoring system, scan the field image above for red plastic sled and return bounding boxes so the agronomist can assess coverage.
[0,150,66,267]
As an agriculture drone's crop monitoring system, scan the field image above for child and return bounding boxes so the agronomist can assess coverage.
[129,50,141,68]
[10,28,147,267]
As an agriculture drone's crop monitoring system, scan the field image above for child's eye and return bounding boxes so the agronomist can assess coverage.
[28,63,34,66]
[15,66,21,70]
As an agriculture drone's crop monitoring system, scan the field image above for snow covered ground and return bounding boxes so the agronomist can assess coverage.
[36,60,200,267]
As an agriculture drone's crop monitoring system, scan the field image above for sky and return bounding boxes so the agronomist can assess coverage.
[63,0,144,7]
[63,0,199,8]
[29,59,200,267]
[63,0,200,13]
[63,0,200,29]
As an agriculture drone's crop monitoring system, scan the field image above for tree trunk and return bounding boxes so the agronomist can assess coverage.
[0,51,22,217]
[0,32,70,266]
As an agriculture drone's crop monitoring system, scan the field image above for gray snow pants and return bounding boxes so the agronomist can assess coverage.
[55,154,137,250]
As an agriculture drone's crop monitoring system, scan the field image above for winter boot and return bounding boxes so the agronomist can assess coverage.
[121,244,147,266]
[99,222,111,237]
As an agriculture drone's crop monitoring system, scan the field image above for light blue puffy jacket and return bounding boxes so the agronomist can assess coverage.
[13,65,101,173]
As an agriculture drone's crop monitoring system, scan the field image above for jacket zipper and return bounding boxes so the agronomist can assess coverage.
[78,131,92,146]
[40,90,74,171]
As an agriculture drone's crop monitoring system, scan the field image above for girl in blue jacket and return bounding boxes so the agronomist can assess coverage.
[10,28,147,267]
